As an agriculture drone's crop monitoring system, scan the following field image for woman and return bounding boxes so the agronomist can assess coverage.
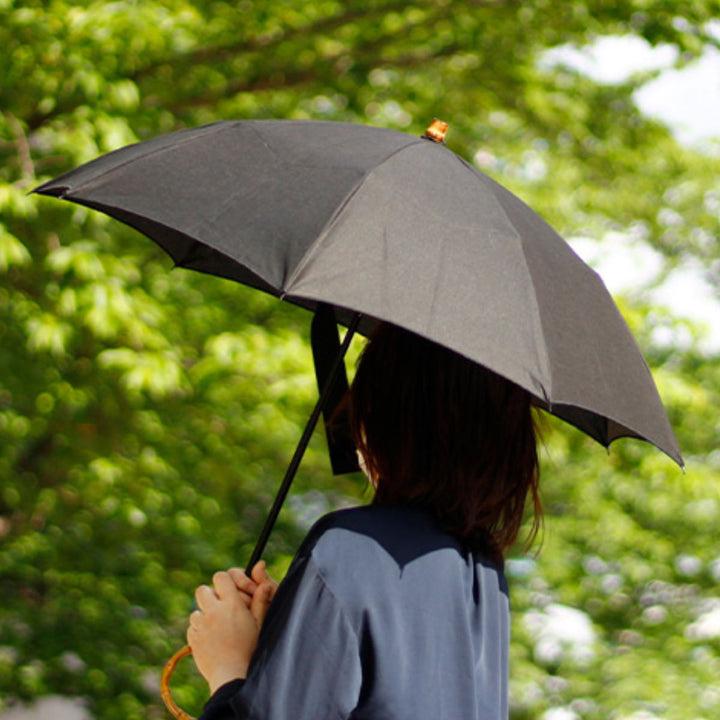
[187,322,541,719]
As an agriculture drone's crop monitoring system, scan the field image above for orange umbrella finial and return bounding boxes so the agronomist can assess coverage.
[424,119,449,143]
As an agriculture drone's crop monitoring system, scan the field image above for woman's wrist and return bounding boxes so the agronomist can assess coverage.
[208,663,249,694]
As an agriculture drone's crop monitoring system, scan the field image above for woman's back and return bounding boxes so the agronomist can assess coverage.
[191,322,537,720]
[234,504,509,720]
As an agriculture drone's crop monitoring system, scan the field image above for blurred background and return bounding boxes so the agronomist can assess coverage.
[1,2,719,719]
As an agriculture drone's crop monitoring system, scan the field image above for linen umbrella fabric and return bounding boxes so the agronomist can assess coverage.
[33,119,682,467]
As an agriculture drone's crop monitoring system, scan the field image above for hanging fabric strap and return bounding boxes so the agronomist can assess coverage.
[311,303,361,475]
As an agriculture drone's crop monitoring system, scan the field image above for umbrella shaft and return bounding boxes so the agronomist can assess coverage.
[245,312,362,573]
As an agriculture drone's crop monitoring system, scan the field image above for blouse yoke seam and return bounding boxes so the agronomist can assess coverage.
[305,552,363,647]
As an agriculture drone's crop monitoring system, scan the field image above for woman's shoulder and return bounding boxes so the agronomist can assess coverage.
[300,504,468,579]
[292,504,507,617]
[308,503,416,531]
[298,505,395,561]
[305,504,449,549]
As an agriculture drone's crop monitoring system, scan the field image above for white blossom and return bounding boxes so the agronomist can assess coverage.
[675,554,703,577]
[686,601,720,641]
[541,707,579,720]
[523,603,596,665]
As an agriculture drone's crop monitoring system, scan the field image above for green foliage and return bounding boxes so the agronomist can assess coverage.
[1,1,719,719]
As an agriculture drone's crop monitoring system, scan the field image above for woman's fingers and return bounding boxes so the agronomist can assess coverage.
[250,561,271,584]
[194,584,216,612]
[195,566,276,618]
[251,561,279,604]
[251,561,268,582]
[213,571,240,600]
[229,567,258,594]
[251,562,278,592]
[195,572,242,611]
[250,581,275,627]
[228,568,257,607]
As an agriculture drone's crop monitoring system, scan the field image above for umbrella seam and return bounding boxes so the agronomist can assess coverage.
[454,154,553,398]
[56,122,236,196]
[254,120,421,173]
[284,139,425,291]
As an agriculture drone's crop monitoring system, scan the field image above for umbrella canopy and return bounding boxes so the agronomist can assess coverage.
[34,119,682,467]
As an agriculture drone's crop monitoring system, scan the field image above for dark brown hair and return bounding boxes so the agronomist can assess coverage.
[347,322,541,563]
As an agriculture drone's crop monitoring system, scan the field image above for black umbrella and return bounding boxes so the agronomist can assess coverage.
[34,118,683,558]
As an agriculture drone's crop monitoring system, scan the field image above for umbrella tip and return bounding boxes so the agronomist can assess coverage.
[424,119,449,143]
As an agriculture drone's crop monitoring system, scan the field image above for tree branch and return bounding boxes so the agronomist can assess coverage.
[129,0,447,83]
[4,112,36,185]
[23,1,430,132]
[160,7,464,115]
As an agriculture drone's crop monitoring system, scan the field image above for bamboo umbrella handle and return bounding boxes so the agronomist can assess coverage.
[161,644,195,720]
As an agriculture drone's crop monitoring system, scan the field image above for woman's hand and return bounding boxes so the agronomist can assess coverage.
[187,562,277,694]
[228,561,278,610]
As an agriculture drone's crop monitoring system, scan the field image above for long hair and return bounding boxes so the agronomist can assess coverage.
[347,322,541,563]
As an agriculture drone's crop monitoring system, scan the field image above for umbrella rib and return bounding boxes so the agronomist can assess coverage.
[284,139,424,292]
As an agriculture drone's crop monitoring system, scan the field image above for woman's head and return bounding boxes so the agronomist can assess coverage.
[347,322,541,561]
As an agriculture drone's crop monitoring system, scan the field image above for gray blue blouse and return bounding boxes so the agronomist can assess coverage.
[200,504,509,719]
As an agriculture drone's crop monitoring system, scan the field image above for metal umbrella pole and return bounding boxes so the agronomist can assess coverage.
[245,310,362,571]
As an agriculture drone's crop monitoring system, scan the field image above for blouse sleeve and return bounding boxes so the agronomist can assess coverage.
[200,554,363,720]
